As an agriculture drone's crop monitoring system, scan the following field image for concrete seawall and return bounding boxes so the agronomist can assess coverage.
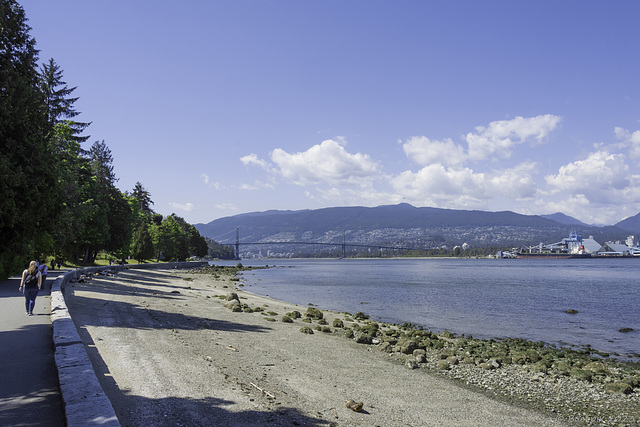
[50,261,209,426]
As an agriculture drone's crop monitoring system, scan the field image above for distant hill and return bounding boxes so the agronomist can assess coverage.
[195,204,630,256]
[616,212,640,233]
[540,212,589,227]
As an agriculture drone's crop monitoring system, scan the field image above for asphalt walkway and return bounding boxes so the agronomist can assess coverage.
[0,269,66,426]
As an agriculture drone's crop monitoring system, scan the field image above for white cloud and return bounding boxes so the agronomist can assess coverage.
[615,126,640,163]
[214,202,238,211]
[201,173,221,190]
[391,164,488,208]
[270,139,380,186]
[545,150,634,204]
[402,136,467,167]
[240,153,270,169]
[488,161,538,199]
[169,202,195,212]
[222,117,640,225]
[466,114,561,161]
[314,185,402,207]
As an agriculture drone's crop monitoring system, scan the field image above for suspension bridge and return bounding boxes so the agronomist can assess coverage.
[215,228,416,259]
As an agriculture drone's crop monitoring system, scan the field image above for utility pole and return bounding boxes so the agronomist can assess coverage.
[342,231,346,258]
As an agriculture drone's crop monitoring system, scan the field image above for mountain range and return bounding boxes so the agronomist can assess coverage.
[194,204,639,256]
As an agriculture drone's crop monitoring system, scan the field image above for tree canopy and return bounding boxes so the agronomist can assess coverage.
[0,0,222,278]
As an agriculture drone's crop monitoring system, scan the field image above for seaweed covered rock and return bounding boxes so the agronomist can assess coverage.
[355,333,373,344]
[396,339,418,355]
[353,311,369,320]
[437,360,450,370]
[225,292,240,303]
[604,382,633,395]
[584,361,608,375]
[570,368,592,382]
[305,307,323,320]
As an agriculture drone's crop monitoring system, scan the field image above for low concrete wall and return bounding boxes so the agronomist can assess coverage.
[50,261,208,426]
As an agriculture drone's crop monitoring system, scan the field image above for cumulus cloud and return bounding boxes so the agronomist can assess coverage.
[402,136,467,167]
[240,153,270,169]
[270,139,380,186]
[545,151,634,204]
[488,161,538,199]
[225,117,640,224]
[169,202,195,212]
[391,164,488,208]
[466,114,561,161]
[615,126,640,163]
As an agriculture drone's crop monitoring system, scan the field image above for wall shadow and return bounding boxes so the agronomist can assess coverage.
[68,293,273,333]
[0,324,65,426]
[76,317,330,426]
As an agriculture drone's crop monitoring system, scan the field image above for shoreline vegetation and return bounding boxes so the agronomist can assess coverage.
[194,264,640,425]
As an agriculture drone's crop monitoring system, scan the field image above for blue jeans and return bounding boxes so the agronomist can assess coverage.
[24,287,38,314]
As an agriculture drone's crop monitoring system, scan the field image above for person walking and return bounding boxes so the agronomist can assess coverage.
[39,262,48,291]
[19,261,42,315]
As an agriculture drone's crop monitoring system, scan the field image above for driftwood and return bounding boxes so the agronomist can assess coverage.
[249,382,275,398]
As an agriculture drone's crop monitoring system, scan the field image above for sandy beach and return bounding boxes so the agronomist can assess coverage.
[63,266,615,426]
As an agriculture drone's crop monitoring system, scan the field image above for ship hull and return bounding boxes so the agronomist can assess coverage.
[516,252,592,259]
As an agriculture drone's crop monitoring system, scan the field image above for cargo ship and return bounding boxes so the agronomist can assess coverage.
[517,230,594,258]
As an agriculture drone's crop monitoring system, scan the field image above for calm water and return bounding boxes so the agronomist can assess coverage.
[214,258,640,358]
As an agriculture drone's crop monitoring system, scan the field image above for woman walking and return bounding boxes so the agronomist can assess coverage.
[19,261,42,315]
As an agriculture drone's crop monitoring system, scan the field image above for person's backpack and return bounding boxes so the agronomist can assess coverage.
[24,272,38,288]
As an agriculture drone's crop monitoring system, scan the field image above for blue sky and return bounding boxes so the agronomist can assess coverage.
[21,1,640,226]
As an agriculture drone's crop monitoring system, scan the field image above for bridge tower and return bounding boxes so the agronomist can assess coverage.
[235,227,240,260]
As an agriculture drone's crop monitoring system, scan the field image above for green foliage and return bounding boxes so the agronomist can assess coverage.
[130,221,154,261]
[206,238,235,259]
[130,181,154,216]
[0,1,56,277]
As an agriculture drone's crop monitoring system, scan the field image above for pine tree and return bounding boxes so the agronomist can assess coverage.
[38,58,90,142]
[131,181,154,215]
[0,0,57,277]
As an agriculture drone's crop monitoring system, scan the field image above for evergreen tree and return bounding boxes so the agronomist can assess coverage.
[171,214,208,258]
[0,0,57,277]
[205,238,235,259]
[50,122,92,262]
[131,181,154,215]
[38,58,90,142]
[77,140,132,263]
[106,189,133,260]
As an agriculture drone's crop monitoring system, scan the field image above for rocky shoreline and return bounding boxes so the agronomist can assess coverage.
[194,264,640,426]
[65,265,638,425]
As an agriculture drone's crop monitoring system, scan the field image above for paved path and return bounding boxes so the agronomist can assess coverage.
[0,269,66,426]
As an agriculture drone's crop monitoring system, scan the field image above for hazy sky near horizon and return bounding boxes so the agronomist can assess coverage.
[20,1,640,227]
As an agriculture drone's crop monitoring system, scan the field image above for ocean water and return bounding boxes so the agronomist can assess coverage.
[214,258,640,358]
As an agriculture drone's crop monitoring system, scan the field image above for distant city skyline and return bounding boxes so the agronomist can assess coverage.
[21,1,640,225]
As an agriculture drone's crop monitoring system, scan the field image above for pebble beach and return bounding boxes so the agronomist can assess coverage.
[64,266,640,426]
